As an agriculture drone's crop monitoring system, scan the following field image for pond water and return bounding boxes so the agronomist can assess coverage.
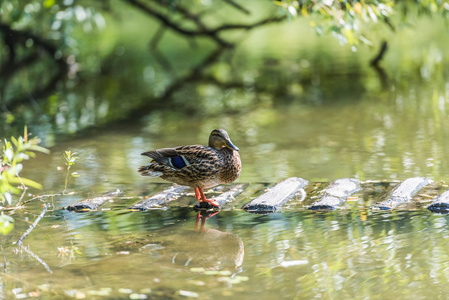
[3,196,449,299]
[3,87,449,299]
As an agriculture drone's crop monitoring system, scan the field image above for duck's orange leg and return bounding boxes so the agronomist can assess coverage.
[198,188,220,207]
[194,188,202,202]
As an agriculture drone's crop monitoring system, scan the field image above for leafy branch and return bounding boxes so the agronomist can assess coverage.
[1,126,50,207]
[277,0,449,49]
[0,126,50,235]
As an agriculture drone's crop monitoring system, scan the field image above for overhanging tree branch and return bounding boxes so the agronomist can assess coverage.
[223,0,251,15]
[124,0,286,48]
[125,0,232,47]
[0,23,65,64]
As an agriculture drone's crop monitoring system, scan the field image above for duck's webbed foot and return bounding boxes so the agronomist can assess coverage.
[193,187,220,209]
[193,200,219,211]
[205,199,220,207]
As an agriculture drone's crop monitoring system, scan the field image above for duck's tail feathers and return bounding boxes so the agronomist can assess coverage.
[138,165,163,177]
[141,149,176,165]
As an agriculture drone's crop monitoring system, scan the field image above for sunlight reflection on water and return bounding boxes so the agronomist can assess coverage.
[4,199,449,299]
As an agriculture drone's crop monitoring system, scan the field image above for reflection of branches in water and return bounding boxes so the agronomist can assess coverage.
[370,40,389,89]
[2,65,67,112]
[132,46,243,116]
[13,203,53,273]
[124,0,289,115]
[17,245,53,274]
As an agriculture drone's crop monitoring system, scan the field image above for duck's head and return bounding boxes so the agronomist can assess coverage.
[209,129,239,151]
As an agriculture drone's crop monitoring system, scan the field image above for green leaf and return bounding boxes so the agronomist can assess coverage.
[8,177,42,190]
[10,136,18,147]
[14,163,23,175]
[24,151,37,158]
[4,148,13,162]
[43,0,55,8]
[5,113,14,124]
[29,145,51,154]
[4,192,12,206]
[0,214,14,235]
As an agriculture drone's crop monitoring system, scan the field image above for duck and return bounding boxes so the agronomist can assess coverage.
[138,129,242,208]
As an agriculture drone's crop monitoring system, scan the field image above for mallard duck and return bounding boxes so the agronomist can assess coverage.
[138,129,241,207]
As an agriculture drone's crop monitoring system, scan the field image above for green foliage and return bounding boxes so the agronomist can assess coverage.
[275,0,449,48]
[0,126,50,207]
[0,0,105,54]
[0,213,14,235]
[63,150,79,194]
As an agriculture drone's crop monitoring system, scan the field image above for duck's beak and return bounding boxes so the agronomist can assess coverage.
[226,139,239,151]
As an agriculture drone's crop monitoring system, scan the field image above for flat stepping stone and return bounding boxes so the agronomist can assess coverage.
[427,189,449,213]
[128,185,190,211]
[371,177,433,210]
[243,177,308,213]
[309,178,362,211]
[193,184,247,211]
[64,191,122,211]
[214,184,246,206]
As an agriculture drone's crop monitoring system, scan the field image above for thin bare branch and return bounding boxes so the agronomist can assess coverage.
[16,203,50,246]
[125,0,286,48]
[22,194,62,205]
[223,0,251,15]
[209,15,287,34]
[125,0,233,47]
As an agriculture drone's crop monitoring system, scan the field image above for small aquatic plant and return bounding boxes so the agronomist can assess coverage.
[63,150,80,194]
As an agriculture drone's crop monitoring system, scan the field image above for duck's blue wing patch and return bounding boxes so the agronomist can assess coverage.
[170,156,186,169]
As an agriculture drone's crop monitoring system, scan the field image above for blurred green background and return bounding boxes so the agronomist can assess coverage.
[2,0,449,183]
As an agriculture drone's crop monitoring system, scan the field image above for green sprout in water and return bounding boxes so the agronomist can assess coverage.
[63,150,80,194]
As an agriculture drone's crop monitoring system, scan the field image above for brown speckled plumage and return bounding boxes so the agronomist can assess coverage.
[138,129,242,191]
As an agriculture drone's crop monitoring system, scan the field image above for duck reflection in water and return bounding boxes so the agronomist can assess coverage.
[164,210,244,271]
